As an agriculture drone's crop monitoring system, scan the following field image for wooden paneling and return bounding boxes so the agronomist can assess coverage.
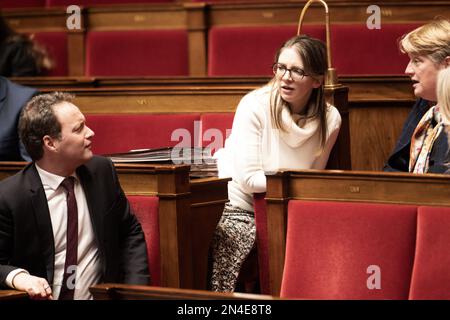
[349,104,411,171]
[71,88,245,113]
[265,169,450,295]
[3,8,68,32]
[5,2,450,78]
[86,5,188,30]
[207,1,450,26]
[12,74,414,95]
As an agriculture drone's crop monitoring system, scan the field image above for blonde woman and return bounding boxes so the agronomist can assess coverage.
[384,18,450,173]
[210,35,342,292]
[437,68,450,128]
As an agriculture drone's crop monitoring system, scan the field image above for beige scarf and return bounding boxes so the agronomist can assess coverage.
[409,105,443,173]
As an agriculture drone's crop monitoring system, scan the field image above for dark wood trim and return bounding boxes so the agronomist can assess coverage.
[0,290,28,301]
[90,283,276,300]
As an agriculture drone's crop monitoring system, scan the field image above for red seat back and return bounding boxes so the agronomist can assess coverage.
[31,31,68,76]
[208,25,325,76]
[86,30,188,76]
[330,23,422,75]
[281,200,417,299]
[409,206,450,299]
[128,196,160,286]
[199,113,234,155]
[86,114,200,155]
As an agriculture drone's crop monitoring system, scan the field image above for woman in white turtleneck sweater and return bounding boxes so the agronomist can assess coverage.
[210,35,342,292]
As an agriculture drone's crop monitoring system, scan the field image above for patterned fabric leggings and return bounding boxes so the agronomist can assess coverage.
[209,202,256,292]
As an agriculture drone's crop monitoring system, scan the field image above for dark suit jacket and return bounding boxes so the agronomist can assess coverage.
[383,98,449,173]
[0,76,37,161]
[0,156,149,288]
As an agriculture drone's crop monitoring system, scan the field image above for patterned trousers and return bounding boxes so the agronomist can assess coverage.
[209,202,256,292]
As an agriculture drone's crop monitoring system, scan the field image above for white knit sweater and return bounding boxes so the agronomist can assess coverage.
[215,85,342,212]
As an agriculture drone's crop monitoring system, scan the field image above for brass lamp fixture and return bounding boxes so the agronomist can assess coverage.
[297,0,338,87]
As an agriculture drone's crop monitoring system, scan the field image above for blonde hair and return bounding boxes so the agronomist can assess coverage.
[399,18,450,64]
[438,68,450,125]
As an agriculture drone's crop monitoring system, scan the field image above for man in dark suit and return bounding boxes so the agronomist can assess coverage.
[0,76,36,161]
[0,92,149,300]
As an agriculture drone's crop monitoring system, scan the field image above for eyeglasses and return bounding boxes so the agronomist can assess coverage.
[272,63,308,81]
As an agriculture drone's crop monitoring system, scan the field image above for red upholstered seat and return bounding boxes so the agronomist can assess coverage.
[127,196,160,286]
[86,114,200,155]
[208,25,325,76]
[0,0,45,8]
[253,192,270,294]
[46,0,173,6]
[281,200,417,299]
[199,113,234,155]
[31,32,68,76]
[409,206,450,300]
[330,23,422,75]
[86,30,189,76]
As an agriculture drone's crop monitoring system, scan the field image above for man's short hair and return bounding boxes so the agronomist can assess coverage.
[19,92,74,161]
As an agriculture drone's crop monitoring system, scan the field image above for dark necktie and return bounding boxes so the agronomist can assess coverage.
[59,177,78,300]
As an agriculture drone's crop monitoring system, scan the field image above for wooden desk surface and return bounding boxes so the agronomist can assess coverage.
[91,283,275,300]
[0,290,28,301]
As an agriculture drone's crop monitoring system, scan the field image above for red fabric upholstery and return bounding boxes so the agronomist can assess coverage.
[409,206,450,299]
[0,0,45,8]
[86,113,199,155]
[330,23,422,75]
[191,0,262,2]
[127,195,160,286]
[86,30,188,76]
[46,0,172,6]
[31,32,68,76]
[199,113,234,154]
[281,200,417,299]
[253,193,270,294]
[208,25,325,76]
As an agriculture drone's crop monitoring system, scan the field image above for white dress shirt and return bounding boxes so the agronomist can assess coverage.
[6,164,103,299]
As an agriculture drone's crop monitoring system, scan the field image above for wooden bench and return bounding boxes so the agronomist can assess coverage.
[4,1,449,76]
[12,75,414,171]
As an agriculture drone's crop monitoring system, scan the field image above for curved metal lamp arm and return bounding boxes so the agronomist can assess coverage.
[297,0,338,87]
